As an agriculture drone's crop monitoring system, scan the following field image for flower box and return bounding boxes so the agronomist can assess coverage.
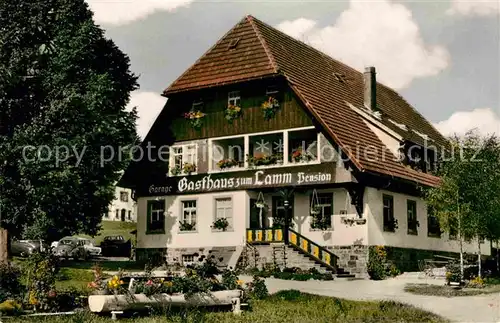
[88,290,242,313]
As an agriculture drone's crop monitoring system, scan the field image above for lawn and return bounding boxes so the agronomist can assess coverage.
[404,283,500,297]
[77,221,137,246]
[4,290,447,323]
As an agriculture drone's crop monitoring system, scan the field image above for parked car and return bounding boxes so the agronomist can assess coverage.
[78,238,102,257]
[53,237,101,260]
[100,235,131,257]
[20,240,48,252]
[11,240,36,257]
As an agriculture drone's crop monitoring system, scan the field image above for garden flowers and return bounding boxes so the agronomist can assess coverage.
[261,96,280,120]
[184,110,206,130]
[225,104,242,123]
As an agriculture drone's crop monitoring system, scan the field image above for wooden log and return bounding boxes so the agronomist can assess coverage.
[88,290,242,313]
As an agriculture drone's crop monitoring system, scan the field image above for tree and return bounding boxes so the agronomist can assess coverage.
[0,0,139,261]
[426,132,500,280]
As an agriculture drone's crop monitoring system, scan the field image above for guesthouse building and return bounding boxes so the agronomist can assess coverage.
[121,15,489,276]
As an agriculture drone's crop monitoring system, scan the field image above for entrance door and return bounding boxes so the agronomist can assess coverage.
[249,199,260,229]
[272,196,293,228]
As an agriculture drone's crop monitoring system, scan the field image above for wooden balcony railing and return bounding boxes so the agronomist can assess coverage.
[287,228,338,272]
[246,228,283,244]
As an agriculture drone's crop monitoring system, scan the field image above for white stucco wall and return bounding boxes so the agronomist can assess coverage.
[365,187,491,255]
[136,191,249,249]
[104,186,137,222]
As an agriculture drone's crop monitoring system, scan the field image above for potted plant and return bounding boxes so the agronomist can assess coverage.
[212,218,229,231]
[184,110,206,130]
[261,96,280,120]
[291,148,314,163]
[182,162,196,175]
[225,104,242,123]
[170,165,182,176]
[87,263,109,295]
[217,158,239,170]
[179,221,196,232]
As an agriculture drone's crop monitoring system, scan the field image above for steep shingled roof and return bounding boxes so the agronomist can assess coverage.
[164,15,447,187]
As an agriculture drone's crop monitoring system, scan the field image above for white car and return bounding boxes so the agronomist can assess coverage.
[77,238,102,257]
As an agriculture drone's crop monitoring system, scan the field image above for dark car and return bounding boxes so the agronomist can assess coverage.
[100,235,131,257]
[11,240,36,257]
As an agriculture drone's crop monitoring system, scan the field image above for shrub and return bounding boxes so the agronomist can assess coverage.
[246,276,268,300]
[0,299,22,316]
[368,246,387,280]
[23,252,60,312]
[0,263,23,303]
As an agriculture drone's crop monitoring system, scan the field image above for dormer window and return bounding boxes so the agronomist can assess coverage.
[266,86,279,95]
[192,99,203,110]
[228,91,240,107]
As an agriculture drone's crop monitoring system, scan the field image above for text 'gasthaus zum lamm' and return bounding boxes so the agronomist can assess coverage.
[176,170,332,192]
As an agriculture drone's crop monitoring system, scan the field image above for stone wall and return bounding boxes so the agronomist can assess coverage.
[165,246,237,268]
[327,245,369,278]
[136,248,167,265]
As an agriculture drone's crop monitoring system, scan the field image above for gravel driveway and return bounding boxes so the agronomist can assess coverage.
[239,275,500,322]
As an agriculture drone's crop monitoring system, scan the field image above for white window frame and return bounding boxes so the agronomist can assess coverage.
[287,128,321,165]
[207,126,321,173]
[228,91,241,107]
[213,197,233,231]
[266,85,279,95]
[180,200,197,232]
[310,192,333,231]
[169,143,198,176]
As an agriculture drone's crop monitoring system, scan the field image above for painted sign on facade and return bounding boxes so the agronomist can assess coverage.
[141,163,336,196]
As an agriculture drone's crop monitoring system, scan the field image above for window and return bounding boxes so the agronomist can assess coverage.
[128,210,132,220]
[310,193,333,230]
[192,98,203,110]
[383,195,396,232]
[427,207,441,238]
[228,91,240,107]
[407,200,418,235]
[121,209,126,221]
[266,85,279,95]
[120,191,128,202]
[115,209,119,219]
[181,200,197,231]
[214,198,233,230]
[288,129,319,164]
[147,200,165,234]
[182,254,195,264]
[170,144,197,176]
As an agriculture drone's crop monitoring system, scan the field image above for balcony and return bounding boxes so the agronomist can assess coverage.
[210,137,245,172]
[208,126,321,173]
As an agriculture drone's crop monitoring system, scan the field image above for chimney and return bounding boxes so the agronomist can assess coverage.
[364,66,377,111]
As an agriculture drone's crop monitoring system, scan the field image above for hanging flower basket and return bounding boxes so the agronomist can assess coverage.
[225,104,242,123]
[261,96,280,120]
[184,110,206,130]
[182,163,196,175]
[255,192,267,209]
[310,205,321,215]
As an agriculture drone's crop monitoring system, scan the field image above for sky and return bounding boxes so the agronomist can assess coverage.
[85,0,500,139]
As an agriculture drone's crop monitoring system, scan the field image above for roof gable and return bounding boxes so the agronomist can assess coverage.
[162,15,445,187]
[164,16,278,94]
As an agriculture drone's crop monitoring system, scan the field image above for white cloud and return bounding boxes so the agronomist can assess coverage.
[434,108,500,136]
[276,0,450,89]
[86,0,194,26]
[126,91,166,139]
[447,0,500,16]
